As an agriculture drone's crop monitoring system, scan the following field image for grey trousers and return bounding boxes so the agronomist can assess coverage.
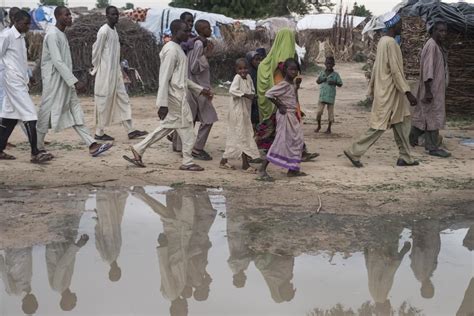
[346,117,415,163]
[172,123,212,152]
[409,126,440,151]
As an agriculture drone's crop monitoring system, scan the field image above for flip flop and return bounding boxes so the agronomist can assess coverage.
[123,155,146,168]
[91,143,113,157]
[179,164,204,171]
[302,152,320,162]
[30,152,53,164]
[287,171,308,177]
[0,152,16,160]
[343,150,363,168]
[128,130,149,139]
[219,162,235,170]
[256,174,274,182]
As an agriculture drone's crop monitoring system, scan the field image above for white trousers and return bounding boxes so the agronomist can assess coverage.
[37,125,95,151]
[95,119,133,136]
[133,124,196,166]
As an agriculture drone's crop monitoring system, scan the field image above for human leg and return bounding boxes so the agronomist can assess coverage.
[409,126,424,147]
[193,123,213,160]
[133,125,172,157]
[23,121,40,156]
[426,129,451,158]
[172,131,183,152]
[326,104,334,134]
[176,126,204,171]
[392,118,417,164]
[315,103,325,132]
[345,128,384,162]
[0,118,18,157]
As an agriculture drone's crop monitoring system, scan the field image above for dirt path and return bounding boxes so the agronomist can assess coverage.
[1,62,473,215]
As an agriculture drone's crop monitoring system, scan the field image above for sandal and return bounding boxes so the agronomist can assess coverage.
[219,162,235,170]
[123,147,145,168]
[179,163,204,171]
[343,150,363,168]
[287,171,308,177]
[192,150,213,161]
[38,150,54,159]
[91,143,113,157]
[242,167,258,174]
[256,174,274,182]
[31,152,53,164]
[94,134,115,141]
[302,152,320,162]
[128,130,148,139]
[0,152,16,160]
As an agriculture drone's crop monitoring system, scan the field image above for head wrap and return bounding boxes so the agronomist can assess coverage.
[382,12,401,31]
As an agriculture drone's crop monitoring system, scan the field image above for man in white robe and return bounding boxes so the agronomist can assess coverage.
[36,6,112,158]
[94,190,127,282]
[91,6,147,141]
[124,19,212,171]
[0,10,52,163]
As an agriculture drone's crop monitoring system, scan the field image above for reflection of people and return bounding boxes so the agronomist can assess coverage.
[410,220,440,299]
[226,206,252,289]
[463,225,474,251]
[46,204,89,312]
[365,239,411,315]
[254,253,296,303]
[94,191,127,282]
[134,186,216,315]
[0,247,38,314]
[457,278,474,316]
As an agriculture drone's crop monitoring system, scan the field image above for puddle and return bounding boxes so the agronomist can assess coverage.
[0,186,473,316]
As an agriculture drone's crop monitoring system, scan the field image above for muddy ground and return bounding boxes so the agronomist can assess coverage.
[1,63,473,248]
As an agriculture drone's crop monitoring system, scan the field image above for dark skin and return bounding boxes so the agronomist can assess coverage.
[316,59,342,133]
[8,7,21,27]
[259,63,307,179]
[422,23,448,104]
[386,19,418,107]
[157,23,213,121]
[220,62,254,171]
[106,7,119,29]
[196,21,214,57]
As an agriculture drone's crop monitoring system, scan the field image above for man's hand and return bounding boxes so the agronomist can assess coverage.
[74,81,86,93]
[278,106,287,115]
[327,79,336,86]
[205,41,214,56]
[158,106,169,120]
[75,234,89,247]
[200,88,213,100]
[295,77,302,89]
[243,93,254,100]
[406,92,418,106]
[422,91,433,104]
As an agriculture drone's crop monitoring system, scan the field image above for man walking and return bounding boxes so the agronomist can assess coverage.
[344,12,419,168]
[410,21,451,158]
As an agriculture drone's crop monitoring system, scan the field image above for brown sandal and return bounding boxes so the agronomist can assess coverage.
[0,152,16,160]
[123,147,146,168]
[179,163,204,171]
[31,152,53,164]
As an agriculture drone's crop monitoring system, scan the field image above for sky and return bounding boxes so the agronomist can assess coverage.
[4,0,474,15]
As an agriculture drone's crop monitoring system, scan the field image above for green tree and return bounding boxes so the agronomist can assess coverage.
[351,2,372,17]
[96,0,110,9]
[39,0,66,6]
[168,0,324,18]
[123,2,134,10]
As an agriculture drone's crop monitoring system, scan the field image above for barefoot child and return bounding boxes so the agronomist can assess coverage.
[258,58,306,181]
[315,56,342,134]
[220,58,260,172]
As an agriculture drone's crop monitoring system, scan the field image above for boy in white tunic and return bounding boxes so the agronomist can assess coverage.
[124,20,212,171]
[36,6,112,157]
[220,58,260,172]
[0,11,52,163]
[91,6,147,141]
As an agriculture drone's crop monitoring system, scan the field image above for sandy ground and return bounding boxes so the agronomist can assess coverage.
[1,62,473,221]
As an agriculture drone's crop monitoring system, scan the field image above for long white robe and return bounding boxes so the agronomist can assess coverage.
[0,26,37,121]
[156,41,203,129]
[37,26,85,133]
[94,191,126,265]
[0,26,10,112]
[46,242,81,293]
[0,247,33,296]
[223,74,260,160]
[91,24,132,127]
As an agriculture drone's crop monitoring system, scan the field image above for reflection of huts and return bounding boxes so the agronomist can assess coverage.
[366,1,474,116]
[297,13,367,64]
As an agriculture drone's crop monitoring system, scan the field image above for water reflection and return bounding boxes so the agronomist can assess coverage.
[0,186,472,316]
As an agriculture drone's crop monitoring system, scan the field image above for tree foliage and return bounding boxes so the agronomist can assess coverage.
[39,0,66,6]
[168,0,335,19]
[351,2,372,18]
[96,0,110,9]
[123,2,134,10]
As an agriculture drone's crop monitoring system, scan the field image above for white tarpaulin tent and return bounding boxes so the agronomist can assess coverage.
[140,7,247,40]
[296,13,366,31]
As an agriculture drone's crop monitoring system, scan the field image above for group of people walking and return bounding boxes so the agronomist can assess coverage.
[0,7,452,181]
